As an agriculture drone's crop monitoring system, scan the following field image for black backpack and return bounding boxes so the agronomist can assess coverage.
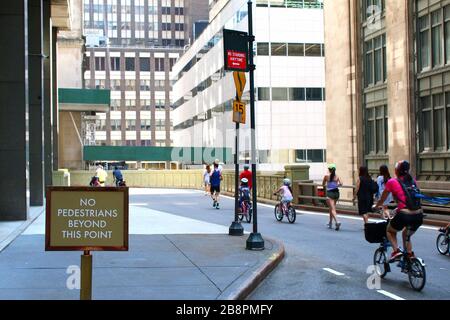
[397,178,421,211]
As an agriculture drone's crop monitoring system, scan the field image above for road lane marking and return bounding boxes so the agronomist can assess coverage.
[377,290,405,300]
[322,268,345,276]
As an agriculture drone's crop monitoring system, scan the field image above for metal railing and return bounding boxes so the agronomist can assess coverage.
[294,181,450,216]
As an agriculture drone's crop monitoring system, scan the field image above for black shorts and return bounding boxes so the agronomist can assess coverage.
[211,185,220,194]
[389,211,423,232]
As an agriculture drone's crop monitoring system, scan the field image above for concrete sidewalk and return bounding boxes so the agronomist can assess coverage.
[0,190,284,300]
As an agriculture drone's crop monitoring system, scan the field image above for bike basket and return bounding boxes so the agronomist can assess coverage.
[364,221,387,243]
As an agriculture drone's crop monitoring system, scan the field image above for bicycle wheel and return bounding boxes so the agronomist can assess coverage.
[287,206,296,223]
[274,205,283,221]
[246,205,252,223]
[373,248,388,278]
[436,234,449,255]
[408,258,426,291]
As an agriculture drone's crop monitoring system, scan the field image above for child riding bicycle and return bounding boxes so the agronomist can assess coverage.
[239,178,251,212]
[274,178,294,210]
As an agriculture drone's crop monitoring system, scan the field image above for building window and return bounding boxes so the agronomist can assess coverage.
[419,15,430,70]
[141,119,151,130]
[110,57,120,71]
[306,88,322,101]
[155,119,165,131]
[288,43,304,56]
[162,23,171,31]
[305,44,321,56]
[174,7,184,15]
[95,119,106,131]
[155,58,165,71]
[169,58,177,71]
[257,43,269,55]
[95,57,106,70]
[125,120,136,130]
[271,43,287,56]
[95,79,106,89]
[161,7,171,14]
[125,57,135,71]
[141,140,151,146]
[365,105,388,155]
[434,93,445,149]
[420,96,432,150]
[140,80,150,91]
[111,119,121,131]
[110,79,121,90]
[125,99,135,110]
[432,10,443,68]
[140,58,150,71]
[295,149,326,163]
[175,23,184,31]
[111,99,121,111]
[272,88,288,100]
[141,99,151,110]
[364,34,386,87]
[258,87,271,100]
[124,80,135,91]
[175,39,184,46]
[288,88,305,101]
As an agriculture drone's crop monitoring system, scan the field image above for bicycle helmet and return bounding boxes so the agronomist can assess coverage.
[283,178,291,186]
[243,164,250,169]
[241,178,249,184]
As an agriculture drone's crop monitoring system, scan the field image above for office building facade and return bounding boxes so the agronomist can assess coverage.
[171,0,326,179]
[324,0,450,200]
[82,0,208,169]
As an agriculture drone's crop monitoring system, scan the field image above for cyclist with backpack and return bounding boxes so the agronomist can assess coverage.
[374,160,423,262]
[238,178,251,212]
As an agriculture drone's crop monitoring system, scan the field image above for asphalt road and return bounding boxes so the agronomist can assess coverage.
[131,189,450,300]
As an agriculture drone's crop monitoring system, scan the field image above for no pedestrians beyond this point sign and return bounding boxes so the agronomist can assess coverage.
[45,186,129,251]
[223,29,249,72]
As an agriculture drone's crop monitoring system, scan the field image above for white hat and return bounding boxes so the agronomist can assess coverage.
[214,159,220,164]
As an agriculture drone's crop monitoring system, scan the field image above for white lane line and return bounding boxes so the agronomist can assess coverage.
[377,290,405,301]
[322,268,345,276]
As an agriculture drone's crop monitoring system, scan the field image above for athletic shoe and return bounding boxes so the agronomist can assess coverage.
[216,203,220,210]
[389,249,403,262]
[335,222,341,231]
[326,223,332,229]
[213,201,217,208]
[407,251,416,259]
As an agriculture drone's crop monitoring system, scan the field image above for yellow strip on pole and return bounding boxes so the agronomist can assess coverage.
[80,250,92,300]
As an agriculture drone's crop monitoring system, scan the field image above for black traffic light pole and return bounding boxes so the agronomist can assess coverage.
[246,0,264,250]
[229,115,244,236]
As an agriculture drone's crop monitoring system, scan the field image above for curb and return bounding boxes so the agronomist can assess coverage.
[0,207,44,253]
[217,236,285,300]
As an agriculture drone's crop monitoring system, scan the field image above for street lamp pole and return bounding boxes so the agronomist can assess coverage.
[229,119,244,236]
[246,0,264,250]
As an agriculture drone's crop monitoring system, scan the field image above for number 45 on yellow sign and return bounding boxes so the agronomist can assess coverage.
[232,100,246,124]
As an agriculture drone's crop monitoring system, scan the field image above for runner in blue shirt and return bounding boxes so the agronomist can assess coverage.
[210,163,222,209]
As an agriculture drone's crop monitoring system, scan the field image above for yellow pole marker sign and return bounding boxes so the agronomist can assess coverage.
[233,71,246,101]
[45,187,129,251]
[232,100,246,124]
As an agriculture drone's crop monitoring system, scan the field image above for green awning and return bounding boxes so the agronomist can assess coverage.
[83,146,233,163]
[59,88,110,112]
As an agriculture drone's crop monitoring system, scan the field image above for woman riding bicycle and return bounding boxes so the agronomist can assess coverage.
[274,178,294,208]
[374,160,423,262]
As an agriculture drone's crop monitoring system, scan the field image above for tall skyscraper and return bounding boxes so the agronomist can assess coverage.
[82,0,208,169]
